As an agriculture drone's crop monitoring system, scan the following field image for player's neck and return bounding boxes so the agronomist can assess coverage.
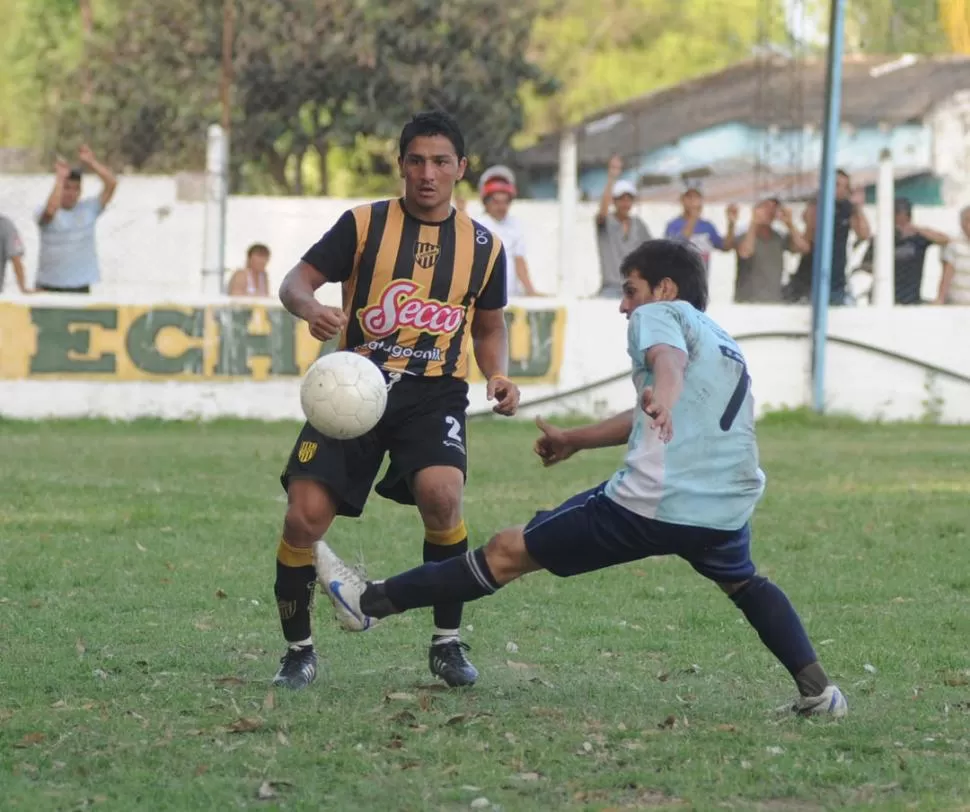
[400,196,453,224]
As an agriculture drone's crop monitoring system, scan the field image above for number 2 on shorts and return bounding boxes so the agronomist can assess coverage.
[444,415,463,445]
[718,344,750,431]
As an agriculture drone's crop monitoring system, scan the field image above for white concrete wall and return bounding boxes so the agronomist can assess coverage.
[1,297,968,424]
[0,174,962,306]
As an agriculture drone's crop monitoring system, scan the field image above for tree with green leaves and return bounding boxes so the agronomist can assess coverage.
[30,0,553,195]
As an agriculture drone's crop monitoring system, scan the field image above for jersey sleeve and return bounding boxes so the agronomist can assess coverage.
[301,210,358,282]
[629,304,689,359]
[477,244,508,310]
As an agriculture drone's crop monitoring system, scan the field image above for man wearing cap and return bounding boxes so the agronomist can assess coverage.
[664,183,737,273]
[594,156,652,298]
[476,166,539,297]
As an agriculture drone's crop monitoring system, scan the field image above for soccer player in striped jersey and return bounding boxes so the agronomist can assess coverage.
[271,111,520,690]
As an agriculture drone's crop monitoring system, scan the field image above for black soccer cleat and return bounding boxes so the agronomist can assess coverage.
[272,646,318,690]
[429,639,479,687]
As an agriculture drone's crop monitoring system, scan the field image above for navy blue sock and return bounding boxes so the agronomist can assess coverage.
[730,576,828,693]
[363,547,500,618]
[423,538,469,634]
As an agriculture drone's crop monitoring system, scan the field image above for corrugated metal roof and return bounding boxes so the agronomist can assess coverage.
[517,55,970,169]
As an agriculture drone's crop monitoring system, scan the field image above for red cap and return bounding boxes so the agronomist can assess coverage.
[481,178,517,200]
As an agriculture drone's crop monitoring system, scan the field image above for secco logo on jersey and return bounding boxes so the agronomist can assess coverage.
[358,280,466,340]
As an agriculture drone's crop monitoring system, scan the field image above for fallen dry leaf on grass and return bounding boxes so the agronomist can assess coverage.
[257,781,277,800]
[262,691,275,712]
[75,639,86,658]
[215,589,228,599]
[194,764,209,777]
[506,660,534,671]
[715,724,739,733]
[418,692,433,712]
[15,732,46,748]
[214,676,246,687]
[659,715,677,730]
[276,730,290,746]
[943,671,969,687]
[384,692,416,703]
[135,542,147,552]
[512,771,541,782]
[226,717,262,734]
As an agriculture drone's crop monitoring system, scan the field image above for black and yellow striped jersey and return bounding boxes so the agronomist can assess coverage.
[302,199,507,378]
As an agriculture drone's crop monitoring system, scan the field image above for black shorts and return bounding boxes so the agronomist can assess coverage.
[281,374,469,517]
[523,483,756,583]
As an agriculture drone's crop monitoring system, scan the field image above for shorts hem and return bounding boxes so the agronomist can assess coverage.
[279,473,365,518]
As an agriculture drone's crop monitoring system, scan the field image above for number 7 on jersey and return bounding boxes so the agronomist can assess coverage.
[718,345,750,431]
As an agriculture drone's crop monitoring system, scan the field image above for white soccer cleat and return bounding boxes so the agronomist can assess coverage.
[314,541,378,632]
[794,684,848,718]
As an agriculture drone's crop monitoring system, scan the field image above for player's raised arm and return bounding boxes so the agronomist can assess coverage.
[280,210,358,341]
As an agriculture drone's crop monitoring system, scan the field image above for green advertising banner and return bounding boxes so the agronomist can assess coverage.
[0,303,566,384]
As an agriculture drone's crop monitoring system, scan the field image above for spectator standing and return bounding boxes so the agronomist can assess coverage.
[0,214,31,293]
[475,166,539,297]
[228,243,272,297]
[783,170,871,305]
[594,155,651,298]
[734,199,811,303]
[937,205,970,304]
[663,183,737,273]
[36,145,117,294]
[859,197,949,304]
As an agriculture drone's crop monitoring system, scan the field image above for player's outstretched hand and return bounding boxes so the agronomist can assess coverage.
[487,374,520,416]
[306,303,347,342]
[641,387,673,443]
[534,416,576,467]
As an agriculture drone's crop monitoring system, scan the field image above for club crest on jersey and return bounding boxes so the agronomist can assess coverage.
[298,441,317,463]
[358,279,466,340]
[413,241,440,269]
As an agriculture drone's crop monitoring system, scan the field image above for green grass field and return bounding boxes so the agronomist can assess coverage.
[1,413,969,811]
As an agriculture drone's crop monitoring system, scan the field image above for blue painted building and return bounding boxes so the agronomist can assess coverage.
[515,55,970,204]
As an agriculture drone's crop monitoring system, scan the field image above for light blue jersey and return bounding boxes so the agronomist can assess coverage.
[605,301,766,530]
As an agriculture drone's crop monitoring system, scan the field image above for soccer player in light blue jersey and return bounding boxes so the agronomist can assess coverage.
[315,238,846,717]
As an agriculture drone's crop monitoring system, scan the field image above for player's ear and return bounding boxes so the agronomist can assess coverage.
[456,156,467,181]
[397,155,405,179]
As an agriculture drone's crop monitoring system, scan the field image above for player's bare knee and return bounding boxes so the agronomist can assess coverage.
[413,468,464,530]
[283,481,337,546]
[483,528,531,585]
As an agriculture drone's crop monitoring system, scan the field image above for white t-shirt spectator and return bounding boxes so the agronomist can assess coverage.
[476,211,528,297]
[0,215,25,291]
[942,240,970,304]
[35,197,104,288]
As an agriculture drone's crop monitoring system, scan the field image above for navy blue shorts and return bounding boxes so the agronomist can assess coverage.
[523,483,756,583]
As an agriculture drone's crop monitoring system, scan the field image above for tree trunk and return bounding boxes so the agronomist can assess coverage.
[265,149,292,194]
[315,137,329,196]
[293,147,307,195]
[79,0,94,104]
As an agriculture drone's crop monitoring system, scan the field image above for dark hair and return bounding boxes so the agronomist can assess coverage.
[894,197,912,217]
[67,169,82,183]
[247,243,270,258]
[398,111,465,159]
[836,168,850,180]
[620,239,709,312]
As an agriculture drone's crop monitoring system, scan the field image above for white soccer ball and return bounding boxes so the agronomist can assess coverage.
[299,352,388,440]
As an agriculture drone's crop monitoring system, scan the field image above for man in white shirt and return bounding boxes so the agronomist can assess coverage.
[937,205,970,305]
[36,145,117,293]
[475,166,539,297]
